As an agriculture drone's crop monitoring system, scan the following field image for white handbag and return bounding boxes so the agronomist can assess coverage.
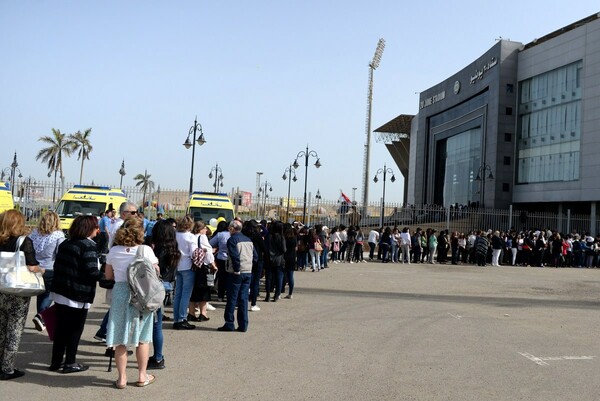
[0,236,45,297]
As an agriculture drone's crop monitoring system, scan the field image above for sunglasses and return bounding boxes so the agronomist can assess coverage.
[126,210,138,215]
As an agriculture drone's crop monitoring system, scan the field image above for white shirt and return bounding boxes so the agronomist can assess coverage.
[368,230,379,243]
[400,232,411,246]
[107,217,124,248]
[106,245,158,283]
[176,231,198,271]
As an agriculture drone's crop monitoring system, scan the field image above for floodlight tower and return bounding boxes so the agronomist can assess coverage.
[361,38,386,218]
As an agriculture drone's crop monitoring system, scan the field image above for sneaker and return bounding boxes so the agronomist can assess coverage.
[147,357,165,370]
[350,261,354,264]
[32,314,45,331]
[250,305,261,312]
[206,303,216,311]
[284,294,293,299]
[93,334,106,343]
[362,260,367,263]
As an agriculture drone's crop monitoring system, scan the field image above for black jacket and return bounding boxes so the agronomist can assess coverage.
[51,238,103,304]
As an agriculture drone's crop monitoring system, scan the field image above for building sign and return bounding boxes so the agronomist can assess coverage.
[420,90,446,109]
[469,57,498,84]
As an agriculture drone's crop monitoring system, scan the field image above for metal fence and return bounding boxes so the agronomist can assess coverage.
[7,179,599,234]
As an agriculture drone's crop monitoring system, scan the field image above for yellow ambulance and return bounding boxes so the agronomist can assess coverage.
[0,182,14,214]
[55,185,127,231]
[186,192,235,232]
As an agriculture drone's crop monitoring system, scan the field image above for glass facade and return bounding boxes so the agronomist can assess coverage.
[443,129,482,206]
[517,61,582,183]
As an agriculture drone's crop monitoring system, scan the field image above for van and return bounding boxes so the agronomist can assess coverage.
[0,182,14,214]
[55,185,127,231]
[186,192,235,232]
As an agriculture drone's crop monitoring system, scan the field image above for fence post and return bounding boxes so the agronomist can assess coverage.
[446,205,450,232]
[591,203,597,236]
[567,209,571,234]
[509,204,513,231]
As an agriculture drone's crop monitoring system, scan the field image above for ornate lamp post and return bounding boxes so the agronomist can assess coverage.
[208,163,224,192]
[183,117,207,195]
[118,159,126,188]
[474,163,494,208]
[315,189,322,222]
[258,181,273,220]
[293,145,321,224]
[282,163,297,222]
[373,164,396,227]
[1,152,22,196]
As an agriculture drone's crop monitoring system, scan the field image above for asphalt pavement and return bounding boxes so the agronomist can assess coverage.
[3,260,600,400]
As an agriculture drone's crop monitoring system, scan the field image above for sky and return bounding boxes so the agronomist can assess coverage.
[1,1,598,204]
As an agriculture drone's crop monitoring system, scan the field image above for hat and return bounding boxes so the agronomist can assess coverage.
[322,226,329,231]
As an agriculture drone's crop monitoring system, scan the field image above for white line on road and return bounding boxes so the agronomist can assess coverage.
[519,352,595,366]
[447,313,463,319]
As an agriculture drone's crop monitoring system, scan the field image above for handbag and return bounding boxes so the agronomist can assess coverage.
[333,242,340,252]
[40,304,57,341]
[315,240,323,252]
[0,236,46,297]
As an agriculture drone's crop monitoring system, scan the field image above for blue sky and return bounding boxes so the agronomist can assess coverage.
[1,1,598,204]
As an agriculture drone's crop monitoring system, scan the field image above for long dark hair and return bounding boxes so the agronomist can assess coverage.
[152,220,181,271]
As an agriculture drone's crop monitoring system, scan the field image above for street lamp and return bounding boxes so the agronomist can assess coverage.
[474,163,494,208]
[1,152,22,196]
[293,145,321,224]
[373,164,396,227]
[208,163,224,192]
[282,163,298,222]
[258,181,273,220]
[183,117,207,195]
[119,159,126,189]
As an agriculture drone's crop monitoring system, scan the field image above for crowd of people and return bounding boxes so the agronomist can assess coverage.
[1,205,598,385]
[366,226,600,268]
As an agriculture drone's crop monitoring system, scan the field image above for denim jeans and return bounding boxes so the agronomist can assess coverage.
[368,242,376,260]
[36,270,54,314]
[250,260,263,306]
[320,247,329,267]
[152,307,164,361]
[173,269,196,322]
[273,265,284,298]
[284,268,294,296]
[223,273,251,331]
[309,249,321,270]
[96,310,110,338]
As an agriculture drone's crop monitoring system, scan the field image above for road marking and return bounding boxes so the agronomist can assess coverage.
[447,313,463,320]
[519,352,595,366]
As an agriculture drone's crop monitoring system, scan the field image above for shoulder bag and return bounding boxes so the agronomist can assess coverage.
[0,236,45,296]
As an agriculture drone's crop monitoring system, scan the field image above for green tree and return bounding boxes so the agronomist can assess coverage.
[36,128,75,202]
[69,128,93,185]
[134,170,155,209]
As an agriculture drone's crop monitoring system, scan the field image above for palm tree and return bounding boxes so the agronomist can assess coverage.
[69,128,93,184]
[134,170,155,209]
[36,128,75,203]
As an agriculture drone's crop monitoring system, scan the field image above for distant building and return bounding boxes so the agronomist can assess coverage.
[379,13,600,215]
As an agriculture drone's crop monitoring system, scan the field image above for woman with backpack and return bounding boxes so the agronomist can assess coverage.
[104,217,159,388]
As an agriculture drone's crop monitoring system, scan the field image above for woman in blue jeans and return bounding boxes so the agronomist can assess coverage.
[173,216,197,330]
[149,220,180,368]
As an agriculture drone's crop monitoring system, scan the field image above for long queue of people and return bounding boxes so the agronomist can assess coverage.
[364,225,600,268]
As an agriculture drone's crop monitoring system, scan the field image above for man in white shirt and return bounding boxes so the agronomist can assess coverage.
[367,229,380,261]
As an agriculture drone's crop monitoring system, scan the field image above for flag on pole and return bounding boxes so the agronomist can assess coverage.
[339,191,351,203]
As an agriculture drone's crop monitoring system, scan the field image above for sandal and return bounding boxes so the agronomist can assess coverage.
[114,380,127,389]
[135,374,155,387]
